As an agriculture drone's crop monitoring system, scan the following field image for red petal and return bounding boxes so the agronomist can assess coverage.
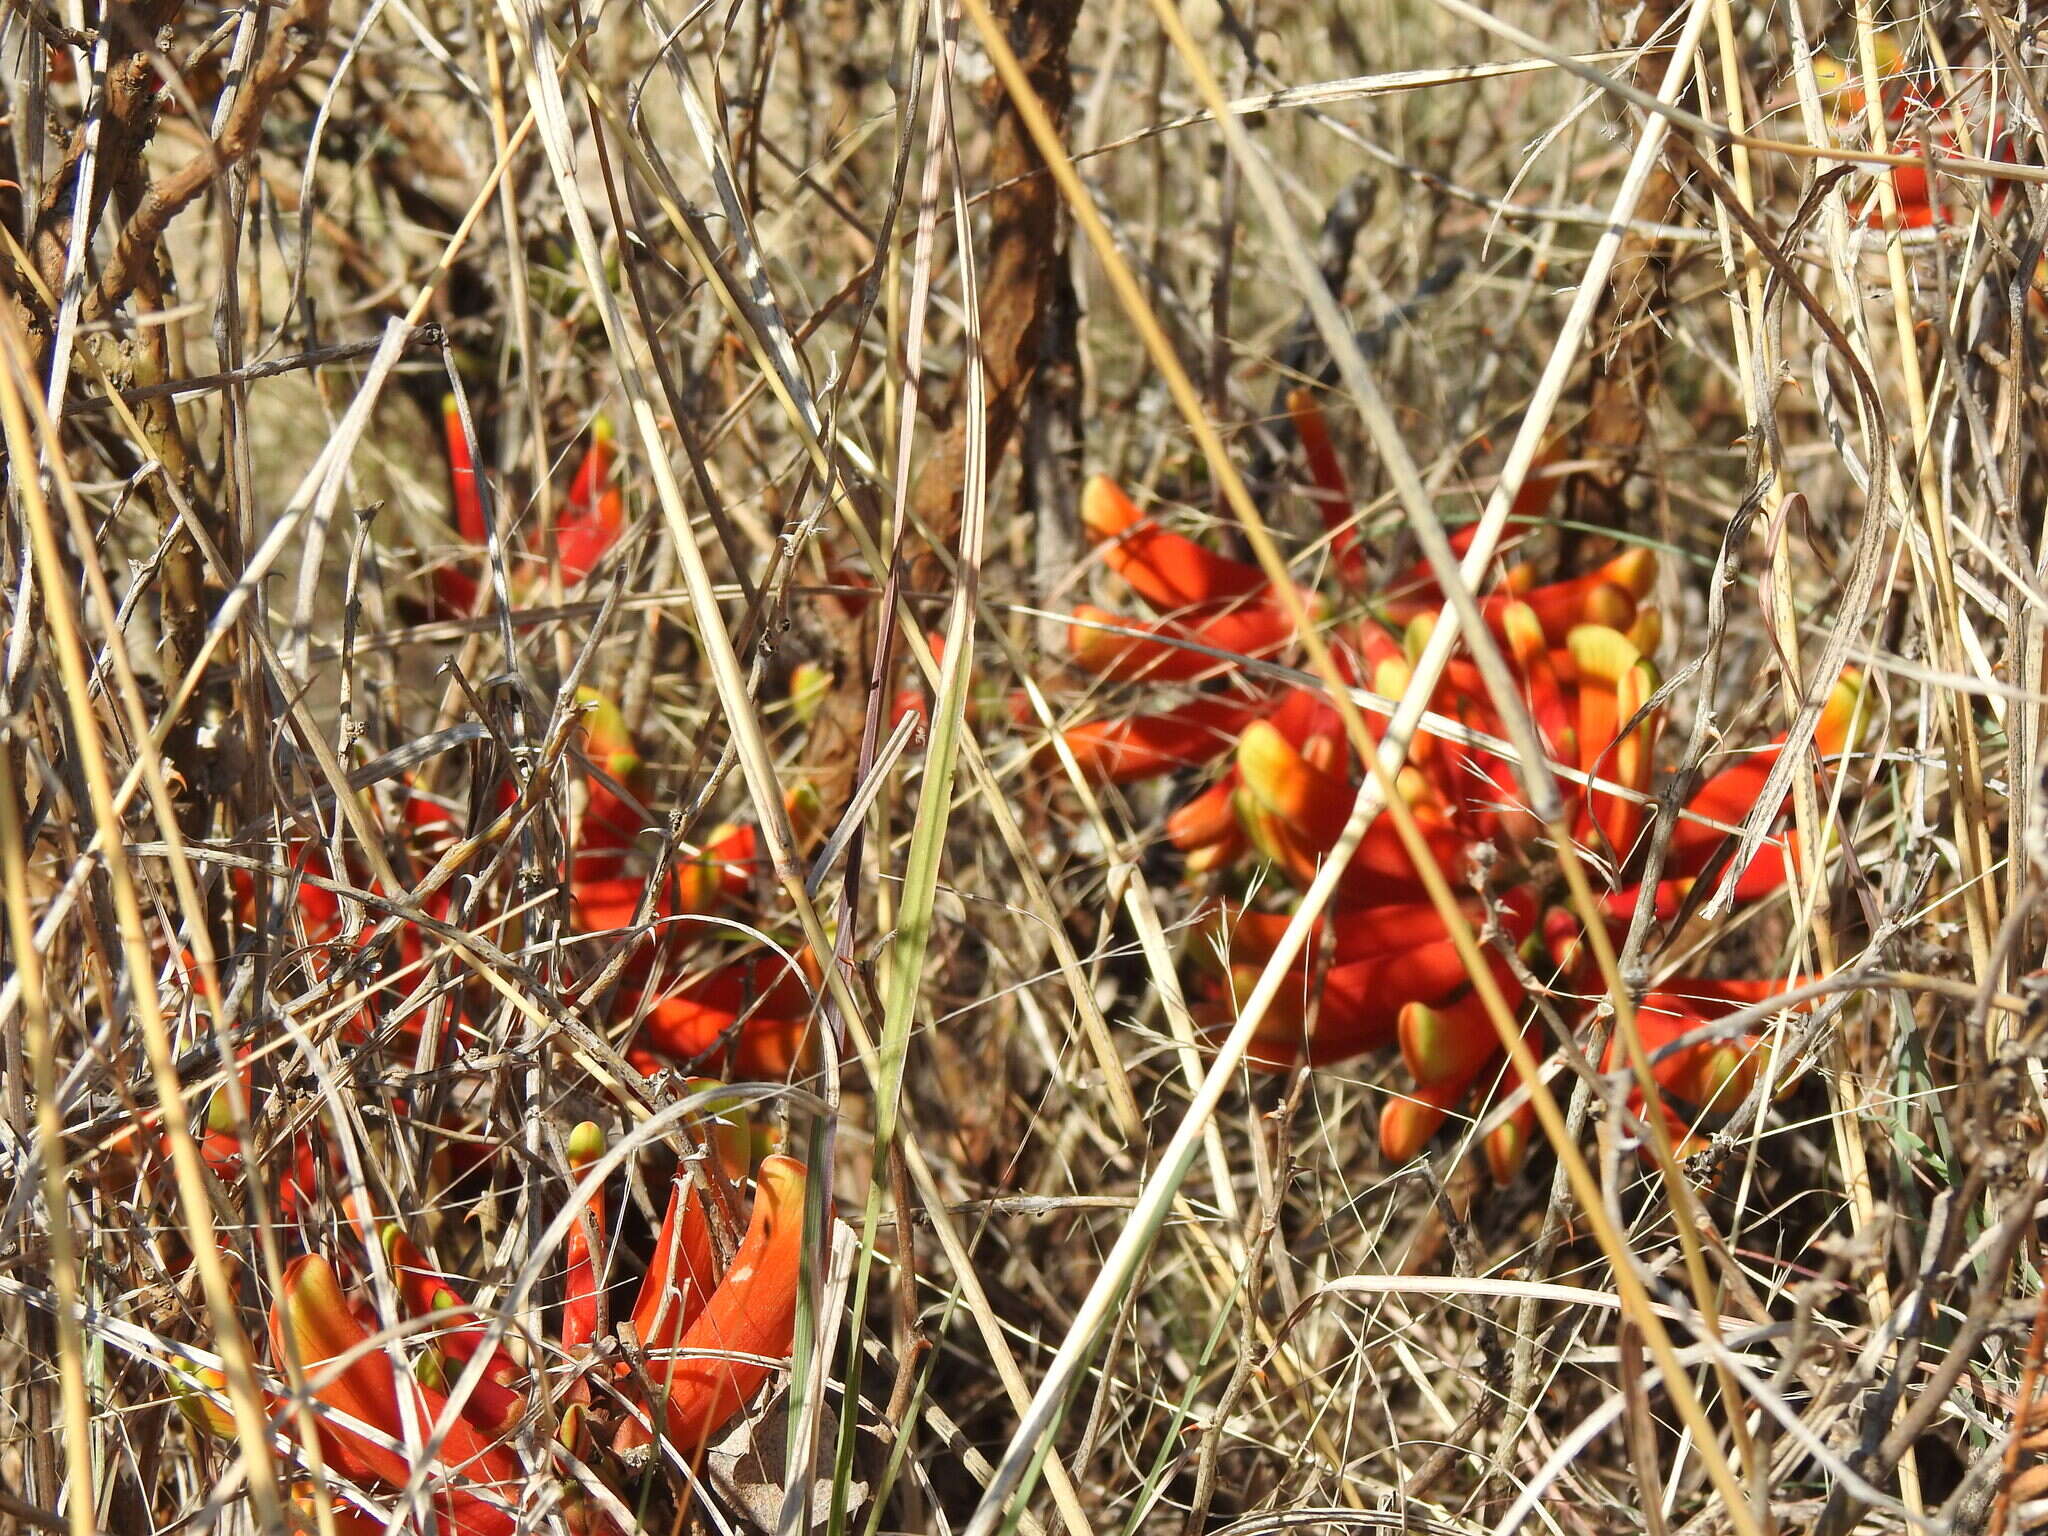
[563,1122,607,1356]
[442,397,487,545]
[1080,476,1265,611]
[641,1156,807,1459]
[1285,389,1364,587]
[1056,696,1257,783]
[1067,602,1297,683]
[631,1175,720,1353]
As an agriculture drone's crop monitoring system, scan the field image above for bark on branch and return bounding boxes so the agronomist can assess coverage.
[906,0,1083,591]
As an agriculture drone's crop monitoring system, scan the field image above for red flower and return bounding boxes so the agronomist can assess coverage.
[268,1251,524,1536]
[435,403,626,614]
[216,673,814,1088]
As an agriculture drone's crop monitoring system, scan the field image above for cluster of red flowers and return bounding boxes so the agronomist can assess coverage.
[141,407,825,1532]
[132,685,814,1220]
[294,411,819,1090]
[145,368,1863,1526]
[1802,30,2017,230]
[1052,392,1861,1179]
[176,1114,806,1536]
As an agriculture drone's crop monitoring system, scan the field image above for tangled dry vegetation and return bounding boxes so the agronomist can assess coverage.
[5,0,2048,1533]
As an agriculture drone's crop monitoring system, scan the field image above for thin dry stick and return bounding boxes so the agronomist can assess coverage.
[1851,0,1998,998]
[0,759,94,1536]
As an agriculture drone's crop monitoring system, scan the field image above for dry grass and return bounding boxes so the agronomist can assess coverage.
[1,1,2045,1534]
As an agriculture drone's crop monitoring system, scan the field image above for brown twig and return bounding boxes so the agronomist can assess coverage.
[83,0,332,328]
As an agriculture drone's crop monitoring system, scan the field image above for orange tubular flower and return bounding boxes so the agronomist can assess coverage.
[1081,475,1268,610]
[571,688,647,882]
[1232,719,1466,902]
[1806,29,1910,120]
[1563,624,1660,858]
[1382,546,1655,646]
[630,1172,722,1356]
[229,681,827,1102]
[345,1198,525,1436]
[615,1153,808,1460]
[1377,1075,1476,1166]
[1057,696,1261,784]
[1167,778,1247,870]
[1050,505,1338,796]
[1601,977,1812,1150]
[630,948,819,1081]
[1067,599,1301,684]
[1795,36,2016,228]
[568,824,759,939]
[562,1122,608,1357]
[1286,388,1367,586]
[556,418,624,584]
[545,700,819,1087]
[1661,671,1864,875]
[1206,893,1496,969]
[1603,668,1865,923]
[442,396,488,547]
[1237,936,1526,1071]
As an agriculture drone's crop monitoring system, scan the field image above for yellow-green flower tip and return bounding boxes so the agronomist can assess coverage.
[1398,1002,1464,1087]
[1565,624,1641,685]
[1378,1095,1445,1164]
[1485,1119,1527,1184]
[567,1121,606,1168]
[1605,546,1658,598]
